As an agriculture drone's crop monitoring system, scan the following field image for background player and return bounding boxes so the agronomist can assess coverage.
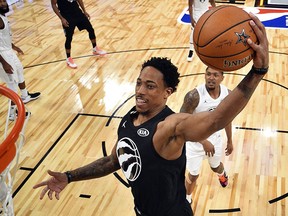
[187,0,216,61]
[180,67,233,204]
[0,0,40,120]
[51,0,106,69]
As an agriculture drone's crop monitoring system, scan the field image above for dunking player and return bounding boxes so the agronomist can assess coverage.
[33,13,268,216]
[180,67,233,204]
[187,0,216,61]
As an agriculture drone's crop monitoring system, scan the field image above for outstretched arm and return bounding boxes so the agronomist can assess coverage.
[33,145,120,200]
[176,12,269,143]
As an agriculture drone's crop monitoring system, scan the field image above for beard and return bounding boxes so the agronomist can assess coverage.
[0,6,9,14]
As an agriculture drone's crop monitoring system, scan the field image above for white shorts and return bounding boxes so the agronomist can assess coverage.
[186,132,223,176]
[0,49,24,84]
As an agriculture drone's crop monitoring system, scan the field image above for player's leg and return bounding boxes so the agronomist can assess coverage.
[64,25,77,69]
[79,18,106,56]
[208,136,228,187]
[185,141,204,204]
[12,53,41,103]
[187,27,194,62]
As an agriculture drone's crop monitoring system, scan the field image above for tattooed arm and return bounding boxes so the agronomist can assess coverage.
[33,145,120,200]
[175,12,269,142]
[180,88,199,114]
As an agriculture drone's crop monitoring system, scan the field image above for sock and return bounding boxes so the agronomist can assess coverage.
[10,105,16,113]
[217,170,225,177]
[92,41,96,48]
[21,89,28,98]
[93,46,97,52]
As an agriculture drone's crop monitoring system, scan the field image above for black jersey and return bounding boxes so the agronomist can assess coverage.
[116,106,192,216]
[56,0,86,25]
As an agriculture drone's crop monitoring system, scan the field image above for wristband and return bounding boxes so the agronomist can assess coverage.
[251,65,269,75]
[65,171,72,184]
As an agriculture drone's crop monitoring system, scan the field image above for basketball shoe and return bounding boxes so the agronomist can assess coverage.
[93,46,107,56]
[21,92,41,104]
[218,171,228,187]
[187,50,193,62]
[67,57,77,69]
[9,109,31,121]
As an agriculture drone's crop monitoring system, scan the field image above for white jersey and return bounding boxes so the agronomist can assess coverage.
[0,14,12,51]
[194,83,229,136]
[193,0,211,21]
[185,83,229,175]
[193,0,210,12]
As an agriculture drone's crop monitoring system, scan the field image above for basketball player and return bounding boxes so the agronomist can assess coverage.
[187,0,216,61]
[33,13,269,216]
[0,0,41,121]
[51,0,106,69]
[181,67,233,204]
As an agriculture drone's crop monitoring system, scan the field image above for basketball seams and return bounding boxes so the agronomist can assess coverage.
[194,5,232,51]
[193,5,256,71]
[197,19,252,48]
[194,5,241,48]
[198,46,251,58]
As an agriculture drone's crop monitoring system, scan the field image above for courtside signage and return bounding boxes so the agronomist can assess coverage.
[178,7,288,29]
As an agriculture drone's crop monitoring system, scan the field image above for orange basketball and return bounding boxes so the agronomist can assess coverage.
[193,5,258,71]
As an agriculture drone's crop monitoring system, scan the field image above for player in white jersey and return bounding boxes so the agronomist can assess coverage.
[0,0,40,120]
[187,0,216,61]
[180,67,233,204]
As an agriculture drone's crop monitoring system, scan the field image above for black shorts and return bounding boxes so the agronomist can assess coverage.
[63,15,93,38]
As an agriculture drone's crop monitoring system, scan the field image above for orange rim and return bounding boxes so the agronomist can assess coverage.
[0,85,25,173]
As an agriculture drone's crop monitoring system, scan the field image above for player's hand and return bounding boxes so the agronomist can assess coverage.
[202,140,215,157]
[84,12,90,20]
[33,170,68,200]
[14,47,24,55]
[247,12,269,69]
[191,18,196,28]
[61,18,69,27]
[225,141,233,156]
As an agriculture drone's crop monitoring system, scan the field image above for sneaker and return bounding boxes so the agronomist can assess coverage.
[218,171,228,187]
[187,50,193,62]
[93,46,107,56]
[21,92,41,104]
[9,110,31,121]
[66,57,77,69]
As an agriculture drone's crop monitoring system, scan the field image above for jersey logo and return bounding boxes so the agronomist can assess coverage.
[116,137,142,181]
[137,128,149,137]
[208,107,216,112]
[122,120,127,128]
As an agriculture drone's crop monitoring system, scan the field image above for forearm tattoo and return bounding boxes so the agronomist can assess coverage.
[180,89,199,113]
[69,155,120,182]
[236,70,261,99]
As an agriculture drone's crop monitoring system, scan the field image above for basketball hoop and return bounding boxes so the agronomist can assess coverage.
[0,85,27,216]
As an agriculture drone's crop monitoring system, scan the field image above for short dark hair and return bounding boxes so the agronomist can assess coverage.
[205,66,224,75]
[141,57,180,92]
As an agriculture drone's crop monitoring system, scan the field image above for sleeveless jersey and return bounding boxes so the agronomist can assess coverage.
[193,0,210,12]
[56,0,85,24]
[0,14,12,51]
[116,106,191,216]
[194,83,229,136]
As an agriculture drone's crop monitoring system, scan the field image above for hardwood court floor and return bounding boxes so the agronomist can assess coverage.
[0,0,288,215]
